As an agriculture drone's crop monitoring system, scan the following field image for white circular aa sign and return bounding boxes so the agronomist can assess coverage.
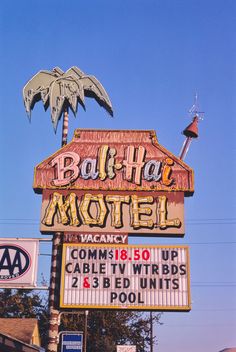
[0,239,39,287]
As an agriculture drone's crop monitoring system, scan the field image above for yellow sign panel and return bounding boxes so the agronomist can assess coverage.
[40,191,184,236]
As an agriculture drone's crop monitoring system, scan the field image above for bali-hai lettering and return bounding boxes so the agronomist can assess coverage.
[50,145,174,187]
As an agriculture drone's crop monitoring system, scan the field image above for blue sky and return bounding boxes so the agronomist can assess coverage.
[0,1,235,351]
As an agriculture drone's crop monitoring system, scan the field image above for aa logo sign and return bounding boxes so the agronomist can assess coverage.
[0,245,31,280]
[0,240,39,287]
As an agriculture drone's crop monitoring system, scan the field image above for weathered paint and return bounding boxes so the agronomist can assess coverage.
[33,129,194,194]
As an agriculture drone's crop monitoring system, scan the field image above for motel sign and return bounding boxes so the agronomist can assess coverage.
[34,129,193,237]
[34,128,194,311]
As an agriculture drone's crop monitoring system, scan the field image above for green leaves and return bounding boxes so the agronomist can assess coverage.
[0,289,49,347]
[0,289,162,351]
[60,310,162,352]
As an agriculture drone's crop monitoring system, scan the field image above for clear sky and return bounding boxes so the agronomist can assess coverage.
[0,1,235,351]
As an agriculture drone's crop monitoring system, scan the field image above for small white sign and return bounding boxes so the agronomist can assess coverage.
[0,239,39,287]
[117,346,136,352]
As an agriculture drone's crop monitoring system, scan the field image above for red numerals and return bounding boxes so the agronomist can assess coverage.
[133,249,140,260]
[114,249,150,261]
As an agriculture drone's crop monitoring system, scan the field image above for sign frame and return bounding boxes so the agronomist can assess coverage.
[60,244,191,312]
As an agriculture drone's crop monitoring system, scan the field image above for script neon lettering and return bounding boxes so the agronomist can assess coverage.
[49,145,175,187]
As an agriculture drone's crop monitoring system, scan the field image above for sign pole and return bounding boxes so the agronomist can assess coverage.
[47,108,70,352]
[150,312,153,352]
[84,310,89,352]
[47,232,62,352]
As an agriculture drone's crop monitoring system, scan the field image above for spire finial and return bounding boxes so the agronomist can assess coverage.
[188,92,204,119]
[179,94,204,160]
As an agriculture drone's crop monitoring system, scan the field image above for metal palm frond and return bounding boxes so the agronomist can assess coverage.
[23,69,61,118]
[23,66,113,144]
[49,75,85,131]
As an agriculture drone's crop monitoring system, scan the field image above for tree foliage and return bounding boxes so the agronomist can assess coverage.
[61,309,162,352]
[0,288,49,347]
[0,289,162,351]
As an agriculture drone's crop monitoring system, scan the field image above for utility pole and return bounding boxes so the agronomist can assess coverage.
[84,310,89,352]
[150,311,153,352]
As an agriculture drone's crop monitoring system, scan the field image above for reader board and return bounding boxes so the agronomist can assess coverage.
[60,244,191,311]
[61,332,83,352]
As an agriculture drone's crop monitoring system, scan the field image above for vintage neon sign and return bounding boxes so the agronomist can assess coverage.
[35,129,193,236]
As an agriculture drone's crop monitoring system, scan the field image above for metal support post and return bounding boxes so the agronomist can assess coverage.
[47,232,62,352]
[150,311,153,352]
[84,310,89,352]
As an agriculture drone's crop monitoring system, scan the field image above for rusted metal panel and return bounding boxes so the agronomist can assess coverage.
[33,129,194,194]
[40,190,185,236]
[60,244,191,311]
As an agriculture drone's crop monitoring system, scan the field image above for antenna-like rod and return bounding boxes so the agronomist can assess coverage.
[179,94,203,160]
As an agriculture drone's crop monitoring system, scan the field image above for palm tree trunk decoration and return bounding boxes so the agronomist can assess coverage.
[62,107,69,147]
[23,66,113,352]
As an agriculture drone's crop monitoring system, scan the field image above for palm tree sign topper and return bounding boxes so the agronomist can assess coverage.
[23,66,113,146]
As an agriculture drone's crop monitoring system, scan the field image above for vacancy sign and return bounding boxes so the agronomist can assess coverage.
[60,244,190,311]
